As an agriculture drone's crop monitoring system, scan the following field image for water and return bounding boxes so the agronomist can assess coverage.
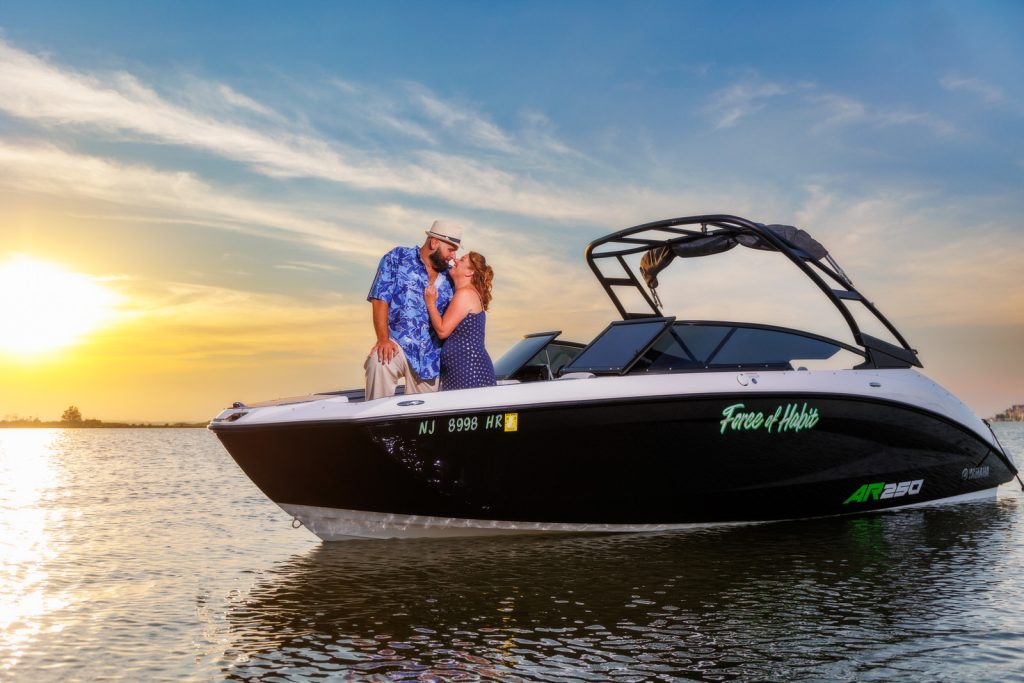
[1,426,1023,682]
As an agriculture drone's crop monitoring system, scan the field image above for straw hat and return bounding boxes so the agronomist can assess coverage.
[425,220,462,247]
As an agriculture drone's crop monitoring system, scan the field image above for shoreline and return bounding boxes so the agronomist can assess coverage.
[0,422,206,429]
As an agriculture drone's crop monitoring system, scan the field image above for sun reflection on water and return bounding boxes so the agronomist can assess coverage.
[0,429,69,675]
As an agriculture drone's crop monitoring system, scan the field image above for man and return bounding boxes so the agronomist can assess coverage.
[364,220,461,400]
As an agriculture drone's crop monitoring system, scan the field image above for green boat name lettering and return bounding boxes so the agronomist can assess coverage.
[719,402,820,435]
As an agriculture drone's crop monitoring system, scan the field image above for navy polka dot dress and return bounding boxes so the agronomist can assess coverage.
[440,311,496,390]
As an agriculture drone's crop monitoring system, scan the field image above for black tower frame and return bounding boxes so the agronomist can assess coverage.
[584,214,921,370]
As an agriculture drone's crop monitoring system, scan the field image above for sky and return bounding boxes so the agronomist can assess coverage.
[0,0,1022,422]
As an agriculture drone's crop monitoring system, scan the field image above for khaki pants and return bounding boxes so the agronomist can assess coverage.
[364,346,439,400]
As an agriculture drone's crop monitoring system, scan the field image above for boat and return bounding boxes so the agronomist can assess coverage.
[209,214,1021,540]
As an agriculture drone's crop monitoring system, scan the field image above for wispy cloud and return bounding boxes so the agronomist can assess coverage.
[0,38,601,223]
[273,261,343,273]
[0,40,381,182]
[703,74,955,136]
[404,82,517,153]
[874,109,954,135]
[809,93,954,135]
[808,93,867,129]
[177,77,286,121]
[788,185,1024,329]
[0,37,1013,331]
[0,141,394,262]
[326,78,439,145]
[216,84,279,117]
[0,137,701,344]
[940,74,1005,104]
[705,80,791,128]
[104,279,367,365]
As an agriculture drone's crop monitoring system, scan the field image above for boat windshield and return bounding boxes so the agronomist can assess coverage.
[494,332,585,382]
[563,319,858,375]
[561,318,674,374]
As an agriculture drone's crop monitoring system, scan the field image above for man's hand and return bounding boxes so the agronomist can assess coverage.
[371,338,400,364]
[369,299,398,363]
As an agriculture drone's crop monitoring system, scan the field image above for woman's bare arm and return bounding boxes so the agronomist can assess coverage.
[425,288,477,339]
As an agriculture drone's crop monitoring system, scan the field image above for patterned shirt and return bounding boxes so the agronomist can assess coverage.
[367,246,453,380]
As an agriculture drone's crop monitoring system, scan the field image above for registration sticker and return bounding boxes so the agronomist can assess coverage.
[504,413,519,432]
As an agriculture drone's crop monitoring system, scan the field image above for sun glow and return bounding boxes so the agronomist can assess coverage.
[0,256,120,356]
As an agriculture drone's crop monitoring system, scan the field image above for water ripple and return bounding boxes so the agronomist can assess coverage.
[1,426,1023,681]
[215,495,1024,681]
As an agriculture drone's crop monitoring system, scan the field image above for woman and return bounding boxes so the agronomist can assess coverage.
[424,251,496,390]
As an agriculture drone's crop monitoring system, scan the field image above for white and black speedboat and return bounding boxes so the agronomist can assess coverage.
[210,214,1020,540]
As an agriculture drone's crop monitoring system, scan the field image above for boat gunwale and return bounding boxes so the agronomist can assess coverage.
[208,386,1006,455]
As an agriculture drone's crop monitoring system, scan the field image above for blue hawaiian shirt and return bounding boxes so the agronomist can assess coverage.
[367,246,453,380]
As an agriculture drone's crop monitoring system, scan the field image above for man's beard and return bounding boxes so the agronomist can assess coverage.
[428,248,449,271]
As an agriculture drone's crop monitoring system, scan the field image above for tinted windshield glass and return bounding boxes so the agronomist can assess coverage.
[673,325,733,363]
[493,333,558,379]
[538,342,584,376]
[708,327,841,365]
[642,329,701,371]
[564,319,672,373]
[629,322,847,373]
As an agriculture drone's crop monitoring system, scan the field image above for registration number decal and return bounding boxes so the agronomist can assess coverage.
[417,412,519,436]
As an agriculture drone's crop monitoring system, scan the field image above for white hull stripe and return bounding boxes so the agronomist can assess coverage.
[280,488,999,541]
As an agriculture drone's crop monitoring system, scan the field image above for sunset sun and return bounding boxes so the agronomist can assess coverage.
[0,256,120,356]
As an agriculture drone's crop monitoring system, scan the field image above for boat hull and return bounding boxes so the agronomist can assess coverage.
[212,393,1015,539]
[275,488,999,541]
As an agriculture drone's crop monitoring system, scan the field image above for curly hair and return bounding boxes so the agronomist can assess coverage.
[466,251,494,310]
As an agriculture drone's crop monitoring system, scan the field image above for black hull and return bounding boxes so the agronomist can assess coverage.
[212,394,1014,533]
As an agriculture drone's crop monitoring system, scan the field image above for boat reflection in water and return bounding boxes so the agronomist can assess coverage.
[210,215,1019,539]
[216,497,1022,681]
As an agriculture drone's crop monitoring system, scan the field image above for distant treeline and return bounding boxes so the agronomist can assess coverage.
[1,406,204,428]
[0,419,205,428]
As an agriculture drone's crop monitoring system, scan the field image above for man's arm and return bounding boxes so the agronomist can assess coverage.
[370,299,400,363]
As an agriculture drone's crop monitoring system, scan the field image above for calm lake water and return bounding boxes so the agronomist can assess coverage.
[1,425,1023,682]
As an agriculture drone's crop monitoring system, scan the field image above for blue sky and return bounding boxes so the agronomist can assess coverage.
[0,1,1022,420]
